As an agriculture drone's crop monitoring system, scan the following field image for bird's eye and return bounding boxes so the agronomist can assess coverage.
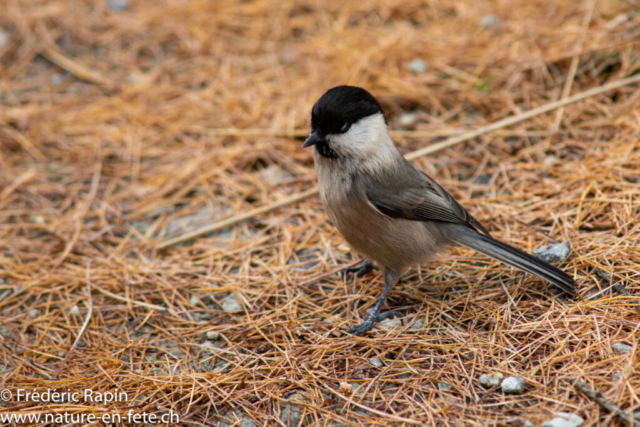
[340,122,350,132]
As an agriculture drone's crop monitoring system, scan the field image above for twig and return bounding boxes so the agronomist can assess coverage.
[0,168,38,201]
[570,378,640,426]
[594,268,640,314]
[320,383,419,424]
[156,187,319,250]
[0,126,47,161]
[67,262,94,360]
[552,0,597,132]
[405,74,640,161]
[91,284,171,314]
[42,47,116,92]
[156,73,640,250]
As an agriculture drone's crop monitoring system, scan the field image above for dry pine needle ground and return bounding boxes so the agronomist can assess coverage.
[1,0,639,426]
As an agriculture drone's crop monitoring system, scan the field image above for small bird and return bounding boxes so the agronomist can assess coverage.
[303,85,575,335]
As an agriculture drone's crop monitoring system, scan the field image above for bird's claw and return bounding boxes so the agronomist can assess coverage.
[346,311,398,336]
[342,260,375,281]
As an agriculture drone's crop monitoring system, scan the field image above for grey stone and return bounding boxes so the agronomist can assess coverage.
[479,373,503,388]
[474,174,492,185]
[612,373,622,381]
[279,392,310,427]
[523,421,534,427]
[369,357,383,367]
[532,241,571,263]
[29,309,40,319]
[240,417,255,427]
[193,312,213,322]
[51,74,66,84]
[542,412,584,427]
[400,112,416,127]
[411,317,425,330]
[190,296,200,306]
[70,305,80,316]
[501,376,526,394]
[206,331,221,340]
[437,382,453,391]
[222,293,243,313]
[202,340,220,352]
[378,316,402,329]
[166,206,225,236]
[408,59,426,74]
[613,343,632,354]
[107,0,129,11]
[479,14,500,29]
[0,28,9,47]
[259,165,292,185]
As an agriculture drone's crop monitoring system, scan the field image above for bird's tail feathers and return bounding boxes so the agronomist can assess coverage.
[448,226,575,295]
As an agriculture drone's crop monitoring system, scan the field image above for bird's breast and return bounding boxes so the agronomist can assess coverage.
[315,161,445,272]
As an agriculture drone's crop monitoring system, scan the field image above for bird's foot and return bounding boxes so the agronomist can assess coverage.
[342,260,375,281]
[346,311,398,336]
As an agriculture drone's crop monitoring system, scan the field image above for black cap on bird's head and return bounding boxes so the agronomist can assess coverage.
[303,86,386,150]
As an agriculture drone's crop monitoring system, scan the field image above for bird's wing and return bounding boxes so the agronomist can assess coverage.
[366,162,490,235]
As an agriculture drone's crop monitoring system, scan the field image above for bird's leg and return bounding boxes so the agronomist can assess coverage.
[342,259,375,281]
[347,268,400,336]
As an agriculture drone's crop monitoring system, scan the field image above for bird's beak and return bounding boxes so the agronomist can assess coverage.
[302,131,324,148]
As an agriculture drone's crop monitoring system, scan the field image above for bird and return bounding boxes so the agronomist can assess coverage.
[302,85,575,335]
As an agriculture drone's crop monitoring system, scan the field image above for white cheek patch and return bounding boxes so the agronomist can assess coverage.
[329,113,392,158]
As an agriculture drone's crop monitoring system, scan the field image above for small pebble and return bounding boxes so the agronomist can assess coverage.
[479,373,503,388]
[378,316,402,330]
[474,174,492,185]
[51,74,65,84]
[613,343,632,354]
[400,112,416,127]
[408,59,426,74]
[202,340,216,351]
[190,296,199,306]
[501,376,526,394]
[259,165,292,185]
[411,317,425,330]
[369,357,383,367]
[279,392,310,427]
[58,351,66,358]
[70,305,80,316]
[107,0,129,11]
[523,421,534,427]
[0,28,9,47]
[479,14,500,29]
[612,373,622,381]
[542,412,584,427]
[222,293,243,313]
[532,241,571,263]
[206,331,221,340]
[29,309,40,319]
[437,382,453,392]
